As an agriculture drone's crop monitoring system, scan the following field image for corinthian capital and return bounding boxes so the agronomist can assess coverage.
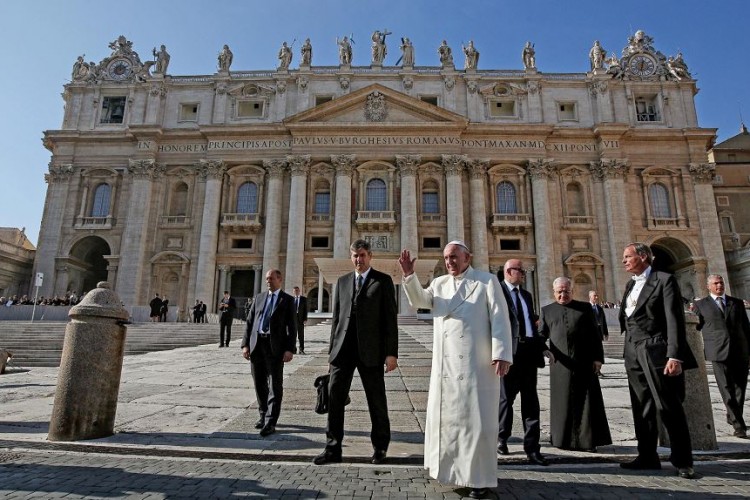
[588,158,629,181]
[196,159,226,181]
[263,159,287,179]
[467,159,489,179]
[526,158,557,179]
[331,154,357,176]
[128,159,166,179]
[45,164,74,183]
[688,162,716,184]
[396,155,421,176]
[441,154,466,176]
[287,154,311,176]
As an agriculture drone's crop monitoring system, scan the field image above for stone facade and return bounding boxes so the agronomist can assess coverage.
[34,32,729,318]
[0,228,35,299]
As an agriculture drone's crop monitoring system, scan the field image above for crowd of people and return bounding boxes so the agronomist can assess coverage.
[1,291,81,307]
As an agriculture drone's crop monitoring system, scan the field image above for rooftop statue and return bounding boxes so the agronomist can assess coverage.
[462,40,479,70]
[438,40,453,68]
[218,44,233,72]
[300,38,312,66]
[589,40,606,70]
[667,52,691,80]
[522,41,536,70]
[337,36,353,65]
[371,29,391,65]
[152,45,170,74]
[278,41,292,70]
[399,37,414,67]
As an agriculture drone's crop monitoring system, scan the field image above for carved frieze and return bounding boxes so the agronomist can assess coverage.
[589,158,629,180]
[688,162,716,184]
[287,154,311,176]
[396,155,421,176]
[196,159,226,180]
[129,159,165,179]
[331,154,357,176]
[442,154,466,176]
[263,159,287,179]
[526,158,557,179]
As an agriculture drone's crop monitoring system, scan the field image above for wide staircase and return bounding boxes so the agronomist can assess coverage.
[0,321,221,368]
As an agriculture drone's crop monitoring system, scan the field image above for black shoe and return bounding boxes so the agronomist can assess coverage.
[678,467,695,479]
[225,343,230,347]
[527,451,549,466]
[259,425,275,437]
[298,349,306,355]
[218,343,224,348]
[620,456,662,470]
[469,488,488,499]
[254,418,265,429]
[313,450,342,465]
[371,449,387,464]
[497,442,509,455]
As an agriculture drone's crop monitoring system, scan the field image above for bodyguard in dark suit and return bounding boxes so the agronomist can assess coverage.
[242,269,296,437]
[693,274,750,438]
[589,290,609,341]
[218,291,236,347]
[292,286,308,354]
[619,243,697,479]
[496,259,552,466]
[313,239,399,465]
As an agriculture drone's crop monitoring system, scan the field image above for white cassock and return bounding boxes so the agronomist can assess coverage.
[403,266,513,488]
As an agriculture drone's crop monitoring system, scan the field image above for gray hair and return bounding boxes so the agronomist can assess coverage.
[553,276,572,290]
[706,274,724,283]
[627,242,653,264]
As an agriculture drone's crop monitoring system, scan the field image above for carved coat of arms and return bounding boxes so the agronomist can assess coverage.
[364,91,387,121]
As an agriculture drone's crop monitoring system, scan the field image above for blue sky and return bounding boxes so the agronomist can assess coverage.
[1,0,748,245]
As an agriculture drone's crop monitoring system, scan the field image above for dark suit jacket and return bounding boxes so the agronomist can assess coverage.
[329,268,398,367]
[619,270,697,369]
[694,294,750,363]
[540,300,604,370]
[591,303,609,340]
[242,290,296,357]
[295,296,308,325]
[219,296,236,325]
[499,281,546,368]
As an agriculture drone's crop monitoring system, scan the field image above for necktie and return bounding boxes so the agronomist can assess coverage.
[716,296,725,315]
[261,293,275,332]
[513,288,527,337]
[355,275,363,294]
[295,297,299,311]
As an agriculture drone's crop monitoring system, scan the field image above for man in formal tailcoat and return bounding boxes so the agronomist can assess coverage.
[496,258,553,466]
[619,242,697,479]
[589,290,609,341]
[218,291,236,347]
[242,269,296,437]
[292,286,308,354]
[313,239,398,466]
[693,274,750,438]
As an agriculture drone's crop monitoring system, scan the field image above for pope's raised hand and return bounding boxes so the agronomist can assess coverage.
[399,249,416,276]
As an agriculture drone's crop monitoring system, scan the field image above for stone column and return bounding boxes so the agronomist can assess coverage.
[218,265,228,296]
[285,154,311,288]
[192,160,227,310]
[589,159,632,302]
[117,160,165,307]
[332,154,356,258]
[442,154,466,242]
[32,165,74,297]
[689,163,731,293]
[261,159,287,275]
[467,159,490,271]
[318,271,324,312]
[253,265,263,295]
[528,158,557,306]
[396,154,421,314]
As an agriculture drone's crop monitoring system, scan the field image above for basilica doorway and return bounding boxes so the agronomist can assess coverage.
[68,236,111,294]
[650,237,699,303]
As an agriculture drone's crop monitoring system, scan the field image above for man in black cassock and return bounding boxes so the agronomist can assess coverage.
[539,277,611,451]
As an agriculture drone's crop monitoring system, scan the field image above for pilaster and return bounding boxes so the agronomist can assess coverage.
[527,158,557,305]
[261,159,287,275]
[442,154,466,242]
[467,159,490,271]
[285,154,311,288]
[332,154,356,258]
[397,154,420,314]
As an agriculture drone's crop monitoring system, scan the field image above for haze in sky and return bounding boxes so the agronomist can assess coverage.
[1,0,748,245]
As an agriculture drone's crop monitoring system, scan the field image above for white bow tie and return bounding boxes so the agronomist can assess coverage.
[632,275,647,282]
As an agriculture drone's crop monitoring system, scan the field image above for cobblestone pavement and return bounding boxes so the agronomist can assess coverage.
[1,449,749,499]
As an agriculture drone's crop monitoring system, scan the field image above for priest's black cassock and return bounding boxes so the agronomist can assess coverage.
[539,300,612,450]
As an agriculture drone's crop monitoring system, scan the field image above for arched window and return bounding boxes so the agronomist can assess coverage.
[236,182,258,213]
[365,178,387,211]
[91,183,111,217]
[314,181,331,214]
[495,181,517,213]
[169,182,189,216]
[566,182,585,216]
[649,183,672,218]
[422,180,439,214]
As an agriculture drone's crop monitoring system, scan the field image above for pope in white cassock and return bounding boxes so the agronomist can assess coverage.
[399,241,513,498]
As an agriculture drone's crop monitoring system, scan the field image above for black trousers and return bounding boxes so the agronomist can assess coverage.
[250,336,285,426]
[498,348,541,454]
[625,340,693,468]
[713,358,749,432]
[297,323,305,351]
[326,330,390,454]
[219,321,232,345]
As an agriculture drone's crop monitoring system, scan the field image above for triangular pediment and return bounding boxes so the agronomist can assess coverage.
[285,84,468,128]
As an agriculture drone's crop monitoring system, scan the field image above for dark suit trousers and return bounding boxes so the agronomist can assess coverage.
[625,340,693,467]
[713,359,749,432]
[219,320,232,345]
[498,344,541,454]
[250,336,285,426]
[326,328,390,453]
[297,322,305,351]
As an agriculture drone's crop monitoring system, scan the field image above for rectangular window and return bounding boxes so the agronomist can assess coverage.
[422,192,439,214]
[713,175,724,184]
[423,237,441,249]
[311,236,330,248]
[420,96,439,106]
[100,96,126,124]
[489,100,516,118]
[635,95,660,122]
[315,95,333,106]
[232,239,253,249]
[557,102,577,121]
[314,192,331,214]
[716,196,729,207]
[237,100,264,118]
[500,239,521,251]
[720,216,733,233]
[179,103,199,121]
